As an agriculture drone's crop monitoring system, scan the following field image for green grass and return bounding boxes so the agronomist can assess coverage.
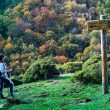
[0,75,110,110]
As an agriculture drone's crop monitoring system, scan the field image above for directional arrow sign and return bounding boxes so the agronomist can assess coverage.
[87,20,110,31]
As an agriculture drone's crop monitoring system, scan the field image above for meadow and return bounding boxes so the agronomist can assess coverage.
[0,74,109,110]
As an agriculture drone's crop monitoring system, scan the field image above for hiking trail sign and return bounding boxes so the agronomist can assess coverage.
[88,20,110,31]
[87,15,109,94]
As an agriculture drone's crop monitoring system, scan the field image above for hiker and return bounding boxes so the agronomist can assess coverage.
[0,53,14,99]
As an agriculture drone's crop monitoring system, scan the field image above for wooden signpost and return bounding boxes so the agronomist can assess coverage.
[87,15,109,94]
[88,20,110,31]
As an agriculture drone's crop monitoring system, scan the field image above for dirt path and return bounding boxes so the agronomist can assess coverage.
[59,73,73,77]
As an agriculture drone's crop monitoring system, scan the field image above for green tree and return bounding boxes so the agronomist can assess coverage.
[0,15,11,38]
[105,0,110,16]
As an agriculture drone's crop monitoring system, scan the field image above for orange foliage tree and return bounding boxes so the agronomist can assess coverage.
[54,55,69,64]
[39,39,57,56]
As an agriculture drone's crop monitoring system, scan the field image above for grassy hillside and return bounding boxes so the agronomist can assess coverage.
[0,75,110,110]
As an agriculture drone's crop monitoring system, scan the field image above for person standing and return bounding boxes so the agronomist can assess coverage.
[0,53,14,99]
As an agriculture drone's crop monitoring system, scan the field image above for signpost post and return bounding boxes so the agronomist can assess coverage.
[87,15,109,94]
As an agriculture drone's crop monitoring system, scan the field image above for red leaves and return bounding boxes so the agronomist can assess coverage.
[16,19,30,31]
[54,55,69,64]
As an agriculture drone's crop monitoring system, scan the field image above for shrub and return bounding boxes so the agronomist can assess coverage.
[71,54,110,84]
[63,62,83,73]
[72,54,110,83]
[82,54,101,69]
[56,64,64,74]
[56,61,83,74]
[72,62,102,84]
[23,56,60,83]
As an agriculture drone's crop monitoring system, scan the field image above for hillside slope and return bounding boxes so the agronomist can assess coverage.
[0,0,107,75]
[0,75,110,110]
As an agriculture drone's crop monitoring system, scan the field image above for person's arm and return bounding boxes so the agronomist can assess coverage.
[0,63,12,73]
[6,68,12,73]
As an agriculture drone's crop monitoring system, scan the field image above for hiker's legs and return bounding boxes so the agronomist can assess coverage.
[3,78,14,96]
[0,77,4,97]
[9,80,14,96]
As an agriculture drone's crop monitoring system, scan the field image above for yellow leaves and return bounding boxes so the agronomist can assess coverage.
[58,14,67,21]
[10,52,34,68]
[94,43,101,50]
[45,0,53,6]
[34,0,40,3]
[75,52,83,61]
[77,18,86,26]
[39,45,46,54]
[24,11,31,18]
[63,0,77,11]
[11,53,21,60]
[65,1,74,10]
[5,43,13,49]
[77,3,87,9]
[39,40,57,55]
[45,40,57,46]
[58,13,72,26]
[5,37,13,49]
[64,17,72,27]
[10,61,20,67]
[22,6,29,12]
[13,3,23,11]
[21,54,26,59]
[21,53,35,59]
[48,9,56,18]
[81,4,87,8]
[15,17,20,22]
[83,45,94,56]
[34,32,44,39]
[45,30,55,37]
[0,38,5,48]
[25,0,40,5]
[27,53,35,59]
[22,6,31,18]
[22,61,29,67]
[6,37,11,43]
[25,0,32,5]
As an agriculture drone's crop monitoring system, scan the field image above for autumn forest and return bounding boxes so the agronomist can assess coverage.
[0,0,110,83]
